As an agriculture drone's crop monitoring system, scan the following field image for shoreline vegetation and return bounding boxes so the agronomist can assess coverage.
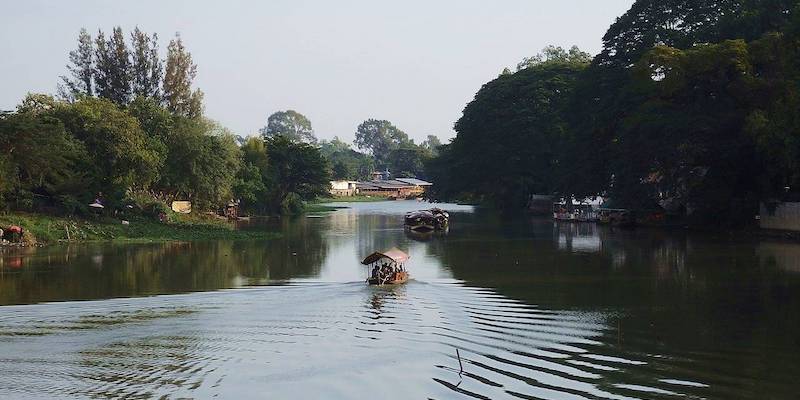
[0,212,278,246]
[0,196,385,246]
[427,3,800,229]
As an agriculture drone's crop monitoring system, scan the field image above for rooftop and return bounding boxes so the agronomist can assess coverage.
[395,178,433,186]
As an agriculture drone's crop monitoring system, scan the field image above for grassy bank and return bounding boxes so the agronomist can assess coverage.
[0,212,279,245]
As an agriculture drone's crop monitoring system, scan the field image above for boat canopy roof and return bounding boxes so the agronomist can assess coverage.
[361,248,409,265]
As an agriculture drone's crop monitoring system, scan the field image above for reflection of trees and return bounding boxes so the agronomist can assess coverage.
[258,216,327,280]
[0,216,328,305]
[438,213,800,397]
[758,241,800,273]
[404,227,449,243]
[355,213,405,257]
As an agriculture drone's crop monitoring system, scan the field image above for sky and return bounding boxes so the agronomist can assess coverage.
[0,0,634,144]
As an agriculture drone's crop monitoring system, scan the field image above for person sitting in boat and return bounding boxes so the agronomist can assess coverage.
[371,265,380,279]
[380,264,393,281]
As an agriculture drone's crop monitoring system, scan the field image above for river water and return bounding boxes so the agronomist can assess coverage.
[1,201,799,399]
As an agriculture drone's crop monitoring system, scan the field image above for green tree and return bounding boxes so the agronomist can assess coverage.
[263,135,330,213]
[260,110,317,144]
[0,102,88,211]
[388,145,429,178]
[234,137,270,213]
[516,45,592,71]
[53,97,161,205]
[354,119,411,169]
[319,136,352,157]
[130,27,163,101]
[163,33,203,119]
[157,118,239,208]
[331,161,350,180]
[428,51,589,208]
[420,134,442,156]
[59,28,94,100]
[319,136,374,180]
[126,95,172,165]
[94,27,132,105]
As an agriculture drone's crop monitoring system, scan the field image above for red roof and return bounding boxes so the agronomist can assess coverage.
[361,248,410,265]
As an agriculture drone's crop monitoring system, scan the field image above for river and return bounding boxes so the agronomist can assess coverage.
[1,201,799,399]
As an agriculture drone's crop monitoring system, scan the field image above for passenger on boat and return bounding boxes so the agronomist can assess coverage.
[371,265,380,279]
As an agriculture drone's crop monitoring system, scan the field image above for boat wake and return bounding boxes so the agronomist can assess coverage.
[0,280,718,399]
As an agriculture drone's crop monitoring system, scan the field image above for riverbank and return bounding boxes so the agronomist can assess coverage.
[0,212,279,246]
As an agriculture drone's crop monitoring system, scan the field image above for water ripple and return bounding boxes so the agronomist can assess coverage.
[0,281,758,399]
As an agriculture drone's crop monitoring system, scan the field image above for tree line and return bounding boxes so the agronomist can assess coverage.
[0,28,329,216]
[427,0,800,226]
[259,110,442,182]
[1,26,442,217]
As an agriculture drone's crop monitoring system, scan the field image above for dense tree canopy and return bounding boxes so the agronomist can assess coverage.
[427,0,800,226]
[429,55,589,208]
[354,119,411,169]
[260,110,317,144]
[319,137,373,181]
[0,109,87,211]
[262,135,330,213]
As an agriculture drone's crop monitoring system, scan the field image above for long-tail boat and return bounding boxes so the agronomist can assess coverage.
[362,248,409,285]
[404,208,449,232]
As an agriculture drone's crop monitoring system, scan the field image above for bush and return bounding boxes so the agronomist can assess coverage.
[124,191,171,220]
[283,193,304,215]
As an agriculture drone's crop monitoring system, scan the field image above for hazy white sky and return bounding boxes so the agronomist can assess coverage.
[1,0,634,143]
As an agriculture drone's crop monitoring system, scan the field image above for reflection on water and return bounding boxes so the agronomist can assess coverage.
[1,201,800,399]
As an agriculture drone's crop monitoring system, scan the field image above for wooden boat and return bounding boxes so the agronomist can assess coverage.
[362,248,410,285]
[405,208,449,231]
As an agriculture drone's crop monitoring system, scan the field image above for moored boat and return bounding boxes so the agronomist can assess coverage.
[404,208,449,231]
[362,248,409,285]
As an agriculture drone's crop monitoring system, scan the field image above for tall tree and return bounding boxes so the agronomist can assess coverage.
[516,45,592,71]
[263,135,330,213]
[427,49,589,208]
[320,136,374,180]
[354,119,411,169]
[0,99,89,211]
[130,27,163,100]
[260,110,317,143]
[94,27,132,105]
[388,145,429,178]
[420,134,442,155]
[156,118,239,207]
[52,97,161,205]
[59,28,94,100]
[163,33,203,118]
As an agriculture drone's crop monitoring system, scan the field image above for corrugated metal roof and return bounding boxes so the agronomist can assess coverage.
[356,181,406,189]
[395,178,433,186]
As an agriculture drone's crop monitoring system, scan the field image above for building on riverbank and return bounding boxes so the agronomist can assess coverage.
[329,177,433,199]
[356,180,421,198]
[330,181,360,197]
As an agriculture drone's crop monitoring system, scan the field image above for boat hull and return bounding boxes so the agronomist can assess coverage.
[367,271,408,285]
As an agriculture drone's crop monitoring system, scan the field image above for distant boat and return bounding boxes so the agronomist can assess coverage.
[362,248,409,285]
[405,208,449,231]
